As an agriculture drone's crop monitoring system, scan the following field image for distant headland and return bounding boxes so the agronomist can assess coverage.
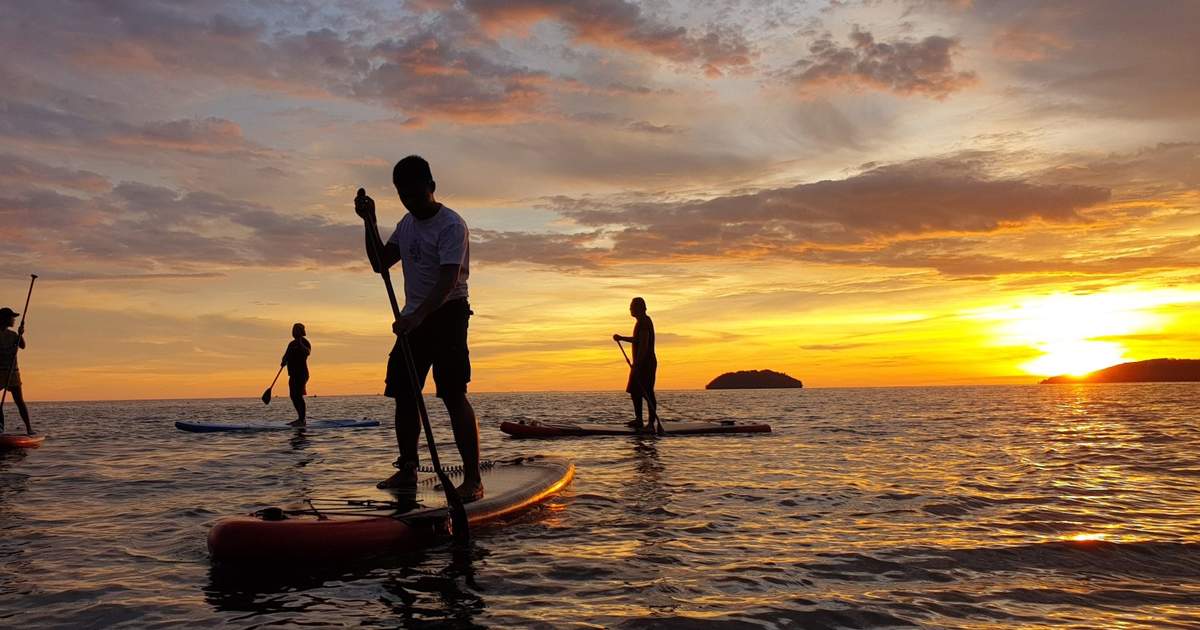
[1040,358,1200,384]
[706,369,803,389]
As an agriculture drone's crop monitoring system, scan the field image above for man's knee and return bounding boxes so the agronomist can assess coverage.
[441,391,467,408]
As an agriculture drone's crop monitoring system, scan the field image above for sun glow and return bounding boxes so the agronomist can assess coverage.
[976,288,1200,377]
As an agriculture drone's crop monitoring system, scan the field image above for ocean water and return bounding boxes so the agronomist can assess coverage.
[2,384,1200,628]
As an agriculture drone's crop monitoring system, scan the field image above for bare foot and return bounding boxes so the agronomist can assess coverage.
[377,466,418,490]
[287,419,306,427]
[455,479,484,503]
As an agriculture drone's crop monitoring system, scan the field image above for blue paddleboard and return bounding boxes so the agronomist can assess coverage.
[174,418,380,433]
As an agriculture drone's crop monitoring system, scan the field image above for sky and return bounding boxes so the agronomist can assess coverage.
[2,0,1199,401]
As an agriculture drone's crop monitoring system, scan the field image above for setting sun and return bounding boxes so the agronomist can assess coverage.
[976,288,1200,377]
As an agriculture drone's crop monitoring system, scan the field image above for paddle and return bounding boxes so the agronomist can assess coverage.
[357,187,470,545]
[261,365,284,405]
[1,274,37,413]
[616,338,663,435]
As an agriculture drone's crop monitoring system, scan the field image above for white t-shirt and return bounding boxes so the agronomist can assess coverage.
[387,204,470,315]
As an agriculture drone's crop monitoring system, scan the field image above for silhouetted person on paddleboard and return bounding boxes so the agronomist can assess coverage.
[614,297,659,432]
[356,155,483,501]
[0,307,33,435]
[282,323,311,427]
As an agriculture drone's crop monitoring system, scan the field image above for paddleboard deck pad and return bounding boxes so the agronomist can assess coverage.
[0,434,44,449]
[208,455,574,564]
[500,420,771,438]
[175,418,379,433]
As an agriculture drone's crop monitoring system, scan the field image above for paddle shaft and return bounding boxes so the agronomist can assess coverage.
[262,364,285,404]
[2,275,36,408]
[616,338,662,432]
[362,206,469,544]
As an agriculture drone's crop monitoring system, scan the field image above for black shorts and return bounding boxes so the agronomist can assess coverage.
[385,299,472,401]
[626,360,657,396]
[288,373,308,397]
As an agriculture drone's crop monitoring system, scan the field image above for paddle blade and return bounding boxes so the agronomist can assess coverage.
[446,485,470,545]
[261,388,272,405]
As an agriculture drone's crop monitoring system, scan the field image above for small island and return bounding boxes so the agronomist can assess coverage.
[706,369,803,389]
[1040,358,1200,384]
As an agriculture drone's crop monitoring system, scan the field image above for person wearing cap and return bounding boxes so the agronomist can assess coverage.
[0,307,33,435]
[281,323,311,427]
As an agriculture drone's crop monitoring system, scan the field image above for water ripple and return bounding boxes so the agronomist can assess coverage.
[1,384,1199,626]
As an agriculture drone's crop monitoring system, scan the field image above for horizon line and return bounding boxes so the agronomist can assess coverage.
[24,380,1146,404]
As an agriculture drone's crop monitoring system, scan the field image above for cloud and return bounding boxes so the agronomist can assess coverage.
[787,29,977,99]
[469,151,1111,269]
[0,154,110,193]
[0,68,273,159]
[568,153,1106,241]
[0,159,362,275]
[471,228,607,269]
[799,342,875,351]
[458,0,755,75]
[353,32,551,123]
[0,2,550,125]
[108,117,273,157]
[469,137,1197,280]
[979,0,1200,119]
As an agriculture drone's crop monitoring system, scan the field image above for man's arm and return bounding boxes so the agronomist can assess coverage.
[355,189,401,272]
[16,324,25,350]
[363,223,402,272]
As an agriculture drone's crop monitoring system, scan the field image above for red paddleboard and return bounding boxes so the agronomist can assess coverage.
[500,420,772,438]
[0,434,44,449]
[208,456,574,564]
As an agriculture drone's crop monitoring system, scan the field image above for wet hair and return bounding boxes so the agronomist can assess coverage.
[393,155,434,189]
[631,297,647,311]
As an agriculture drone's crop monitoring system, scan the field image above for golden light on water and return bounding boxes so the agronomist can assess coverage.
[976,288,1200,377]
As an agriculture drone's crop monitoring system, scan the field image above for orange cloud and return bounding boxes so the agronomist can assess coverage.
[459,0,755,74]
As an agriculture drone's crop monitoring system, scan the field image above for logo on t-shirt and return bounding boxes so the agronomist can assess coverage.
[408,239,422,263]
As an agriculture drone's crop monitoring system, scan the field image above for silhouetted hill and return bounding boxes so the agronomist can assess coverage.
[706,369,803,389]
[1040,358,1200,384]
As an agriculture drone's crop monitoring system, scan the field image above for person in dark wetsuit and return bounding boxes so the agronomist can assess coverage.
[613,297,659,432]
[281,323,311,427]
[0,307,33,435]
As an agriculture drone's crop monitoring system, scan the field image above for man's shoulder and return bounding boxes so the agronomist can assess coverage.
[437,205,468,227]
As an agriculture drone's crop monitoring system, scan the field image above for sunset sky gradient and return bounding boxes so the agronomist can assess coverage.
[2,0,1199,400]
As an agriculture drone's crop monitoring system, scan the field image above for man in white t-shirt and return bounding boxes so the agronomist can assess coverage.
[355,155,482,500]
